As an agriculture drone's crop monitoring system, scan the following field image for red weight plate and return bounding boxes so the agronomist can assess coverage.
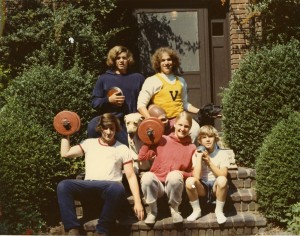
[138,117,164,145]
[53,110,81,136]
[107,87,123,97]
[71,111,81,132]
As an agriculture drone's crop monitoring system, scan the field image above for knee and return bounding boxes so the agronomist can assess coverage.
[57,179,70,194]
[216,176,228,189]
[185,177,197,190]
[141,172,155,186]
[166,171,183,186]
[107,182,125,196]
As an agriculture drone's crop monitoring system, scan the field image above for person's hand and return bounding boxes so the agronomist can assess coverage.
[134,201,144,221]
[108,92,125,106]
[202,151,211,165]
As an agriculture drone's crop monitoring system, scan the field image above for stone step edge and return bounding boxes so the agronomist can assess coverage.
[83,212,267,232]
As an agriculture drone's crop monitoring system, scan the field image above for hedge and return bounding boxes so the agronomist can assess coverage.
[256,111,300,225]
[221,39,300,167]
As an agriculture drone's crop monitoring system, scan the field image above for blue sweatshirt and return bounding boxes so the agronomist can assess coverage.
[91,70,145,122]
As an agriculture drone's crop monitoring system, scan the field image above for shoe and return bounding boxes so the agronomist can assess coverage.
[144,212,156,224]
[171,211,183,223]
[68,228,80,236]
[215,212,227,224]
[187,210,201,222]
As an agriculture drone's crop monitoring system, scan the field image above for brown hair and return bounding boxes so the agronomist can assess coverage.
[198,125,220,143]
[151,47,181,74]
[106,45,135,68]
[96,113,121,133]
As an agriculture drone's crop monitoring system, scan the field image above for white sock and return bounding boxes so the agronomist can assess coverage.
[169,204,179,213]
[215,200,226,224]
[187,200,201,221]
[215,200,225,213]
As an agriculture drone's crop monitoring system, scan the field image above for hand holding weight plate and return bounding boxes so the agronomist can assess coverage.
[137,117,164,145]
[53,110,81,136]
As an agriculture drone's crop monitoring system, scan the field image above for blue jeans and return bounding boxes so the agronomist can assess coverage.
[57,179,127,234]
[87,116,128,146]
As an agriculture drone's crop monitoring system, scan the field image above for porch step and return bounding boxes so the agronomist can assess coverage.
[84,212,267,236]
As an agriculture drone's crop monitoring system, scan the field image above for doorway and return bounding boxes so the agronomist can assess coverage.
[130,1,230,129]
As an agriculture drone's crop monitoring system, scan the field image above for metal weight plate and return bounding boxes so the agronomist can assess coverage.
[138,117,164,145]
[107,87,123,97]
[53,111,81,136]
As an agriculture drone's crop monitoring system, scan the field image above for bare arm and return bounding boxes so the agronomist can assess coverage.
[187,104,200,114]
[192,151,203,179]
[61,136,83,158]
[123,162,144,220]
[202,151,228,177]
[138,106,151,119]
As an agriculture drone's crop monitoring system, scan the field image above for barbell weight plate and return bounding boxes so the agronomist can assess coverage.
[72,111,81,132]
[107,87,123,97]
[138,117,164,145]
[53,110,81,136]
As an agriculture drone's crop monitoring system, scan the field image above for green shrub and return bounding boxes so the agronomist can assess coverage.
[0,64,96,234]
[221,39,300,167]
[256,111,300,225]
[286,202,300,235]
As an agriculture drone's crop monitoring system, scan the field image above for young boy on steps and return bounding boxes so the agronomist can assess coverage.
[185,125,230,224]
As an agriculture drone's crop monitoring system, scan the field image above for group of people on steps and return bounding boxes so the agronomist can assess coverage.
[56,46,230,236]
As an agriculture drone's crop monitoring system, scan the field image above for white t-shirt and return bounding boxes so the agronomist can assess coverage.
[192,149,230,181]
[79,138,132,182]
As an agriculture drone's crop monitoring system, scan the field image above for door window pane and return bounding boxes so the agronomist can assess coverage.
[136,11,200,75]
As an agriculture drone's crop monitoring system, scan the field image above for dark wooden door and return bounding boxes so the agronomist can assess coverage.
[131,2,230,129]
[134,8,211,110]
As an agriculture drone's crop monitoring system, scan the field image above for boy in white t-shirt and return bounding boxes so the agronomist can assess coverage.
[185,125,230,224]
[57,113,144,236]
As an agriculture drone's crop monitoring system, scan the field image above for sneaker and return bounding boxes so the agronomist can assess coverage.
[215,212,227,224]
[171,211,183,223]
[187,210,201,222]
[144,212,156,224]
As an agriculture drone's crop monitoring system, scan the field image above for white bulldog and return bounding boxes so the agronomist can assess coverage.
[124,112,152,173]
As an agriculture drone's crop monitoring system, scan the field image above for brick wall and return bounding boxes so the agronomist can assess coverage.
[229,0,261,71]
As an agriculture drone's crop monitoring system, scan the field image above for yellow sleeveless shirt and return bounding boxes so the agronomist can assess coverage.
[151,73,184,118]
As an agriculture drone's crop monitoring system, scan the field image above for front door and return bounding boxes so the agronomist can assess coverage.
[132,2,230,129]
[135,9,211,110]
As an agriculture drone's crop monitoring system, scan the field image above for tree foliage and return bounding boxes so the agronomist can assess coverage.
[246,0,300,48]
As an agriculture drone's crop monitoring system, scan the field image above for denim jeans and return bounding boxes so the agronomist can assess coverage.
[57,179,127,234]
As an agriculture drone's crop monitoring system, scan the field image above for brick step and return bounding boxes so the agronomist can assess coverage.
[228,167,256,189]
[125,186,259,215]
[84,211,267,236]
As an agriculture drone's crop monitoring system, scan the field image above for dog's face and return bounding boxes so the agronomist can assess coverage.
[200,103,222,118]
[198,103,222,126]
[124,113,144,134]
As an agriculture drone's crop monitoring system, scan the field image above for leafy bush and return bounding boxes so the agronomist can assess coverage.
[286,202,300,235]
[221,39,300,167]
[0,64,96,234]
[256,112,300,225]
